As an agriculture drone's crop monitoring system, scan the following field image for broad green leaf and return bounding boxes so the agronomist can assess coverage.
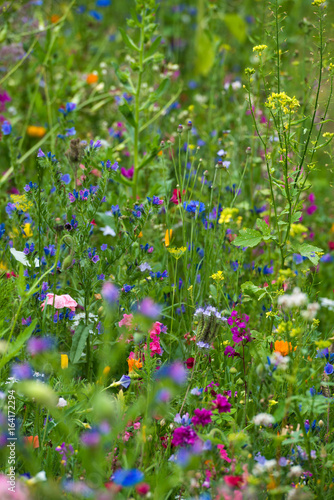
[70,325,91,364]
[256,218,270,236]
[0,319,38,370]
[223,14,247,43]
[232,228,262,248]
[145,35,162,59]
[241,281,262,296]
[291,211,302,223]
[293,243,323,265]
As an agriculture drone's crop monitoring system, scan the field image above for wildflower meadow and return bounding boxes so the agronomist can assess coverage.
[1,0,334,498]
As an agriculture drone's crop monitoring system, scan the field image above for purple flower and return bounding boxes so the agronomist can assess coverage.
[172,426,198,447]
[121,166,134,179]
[92,255,100,263]
[27,337,53,355]
[156,362,187,385]
[156,389,171,403]
[192,408,212,427]
[100,244,108,251]
[81,429,100,447]
[37,148,45,157]
[11,363,33,380]
[102,282,119,304]
[224,346,239,358]
[139,298,161,318]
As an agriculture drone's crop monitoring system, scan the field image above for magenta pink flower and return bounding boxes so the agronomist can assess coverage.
[171,426,198,447]
[217,444,232,463]
[212,394,232,414]
[41,293,77,311]
[192,408,212,427]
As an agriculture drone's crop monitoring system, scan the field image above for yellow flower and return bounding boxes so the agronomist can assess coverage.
[210,270,224,281]
[265,92,300,114]
[253,44,268,56]
[218,207,239,224]
[312,0,326,6]
[0,262,8,272]
[167,246,186,259]
[22,223,33,238]
[290,223,308,237]
[61,354,68,369]
[10,194,33,212]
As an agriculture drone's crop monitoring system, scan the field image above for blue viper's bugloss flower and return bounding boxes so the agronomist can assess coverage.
[112,469,144,487]
[2,121,12,135]
[61,174,71,185]
[324,363,334,375]
[96,0,111,5]
[89,10,103,21]
[118,375,131,389]
[11,363,33,380]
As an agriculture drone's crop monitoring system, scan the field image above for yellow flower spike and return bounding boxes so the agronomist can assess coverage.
[137,231,143,238]
[165,229,172,247]
[61,354,68,369]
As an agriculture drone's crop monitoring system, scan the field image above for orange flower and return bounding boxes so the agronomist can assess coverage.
[24,436,39,448]
[51,14,61,23]
[127,358,143,373]
[86,73,98,84]
[274,340,296,356]
[27,126,46,138]
[165,229,172,247]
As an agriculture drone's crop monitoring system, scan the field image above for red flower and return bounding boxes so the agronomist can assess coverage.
[170,188,185,205]
[329,241,334,251]
[186,357,195,369]
[136,483,150,495]
[224,475,243,488]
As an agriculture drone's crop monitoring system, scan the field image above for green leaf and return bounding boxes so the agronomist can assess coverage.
[291,211,302,223]
[145,35,162,60]
[119,102,136,128]
[256,218,270,236]
[119,28,139,52]
[0,319,38,370]
[195,31,215,76]
[241,281,262,296]
[70,325,90,364]
[223,14,247,43]
[232,228,262,248]
[293,243,323,265]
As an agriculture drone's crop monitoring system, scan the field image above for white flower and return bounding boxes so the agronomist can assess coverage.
[320,297,334,311]
[277,287,307,308]
[99,226,116,236]
[301,302,319,320]
[288,465,303,477]
[10,248,40,267]
[253,413,275,426]
[57,397,68,408]
[270,352,290,370]
[139,262,152,272]
[27,471,47,485]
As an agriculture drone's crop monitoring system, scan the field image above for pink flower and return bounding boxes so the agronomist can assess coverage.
[118,313,134,329]
[149,340,162,356]
[134,422,141,430]
[123,431,132,442]
[192,408,212,427]
[217,444,232,463]
[212,394,232,414]
[41,293,77,311]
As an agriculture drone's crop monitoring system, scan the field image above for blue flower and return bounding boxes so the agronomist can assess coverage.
[324,363,334,375]
[89,10,103,20]
[66,127,76,136]
[183,201,205,214]
[2,121,12,135]
[96,0,111,5]
[118,375,131,389]
[112,469,144,487]
[61,174,71,184]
